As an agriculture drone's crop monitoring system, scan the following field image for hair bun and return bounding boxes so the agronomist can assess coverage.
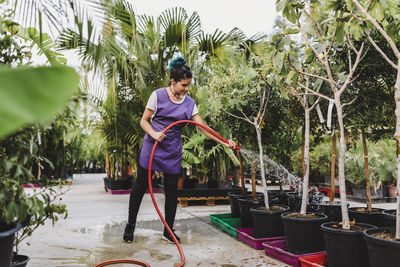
[168,57,186,70]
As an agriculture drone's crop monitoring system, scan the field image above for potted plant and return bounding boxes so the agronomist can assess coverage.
[278,0,375,258]
[0,178,68,267]
[346,139,386,227]
[211,63,285,230]
[0,40,78,267]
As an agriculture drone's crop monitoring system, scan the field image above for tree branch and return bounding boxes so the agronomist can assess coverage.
[365,32,398,69]
[342,96,358,108]
[288,57,333,84]
[352,0,400,62]
[296,81,332,101]
[221,107,253,124]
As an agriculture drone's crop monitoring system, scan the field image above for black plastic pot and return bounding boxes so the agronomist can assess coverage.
[382,209,396,227]
[282,192,302,212]
[281,212,327,254]
[250,205,289,238]
[268,190,297,207]
[0,223,22,267]
[11,254,30,267]
[349,207,385,227]
[352,187,388,198]
[238,197,264,227]
[308,201,349,222]
[103,177,108,192]
[228,191,259,218]
[108,177,133,190]
[227,191,250,218]
[321,222,376,267]
[363,227,400,267]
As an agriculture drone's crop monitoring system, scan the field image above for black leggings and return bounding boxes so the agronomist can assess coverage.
[128,164,179,230]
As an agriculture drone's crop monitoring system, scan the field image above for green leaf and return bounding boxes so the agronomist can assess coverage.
[274,51,285,70]
[347,21,364,40]
[336,23,345,45]
[276,0,287,12]
[286,70,297,85]
[370,1,385,22]
[0,66,79,139]
[337,71,347,82]
[224,146,240,167]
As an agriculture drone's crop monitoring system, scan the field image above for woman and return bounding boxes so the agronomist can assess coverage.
[123,57,236,243]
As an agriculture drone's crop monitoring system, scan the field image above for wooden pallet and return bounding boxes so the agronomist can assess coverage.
[178,196,229,207]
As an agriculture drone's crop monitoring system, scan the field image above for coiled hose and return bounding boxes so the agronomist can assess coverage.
[95,120,240,267]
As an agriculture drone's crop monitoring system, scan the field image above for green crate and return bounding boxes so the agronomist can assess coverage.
[209,213,242,238]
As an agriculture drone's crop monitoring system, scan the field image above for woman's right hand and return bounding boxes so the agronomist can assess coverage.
[151,132,167,142]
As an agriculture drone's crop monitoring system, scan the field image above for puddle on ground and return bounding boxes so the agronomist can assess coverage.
[30,217,280,267]
[68,217,224,266]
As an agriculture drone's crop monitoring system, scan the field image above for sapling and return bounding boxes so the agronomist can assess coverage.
[285,79,321,214]
[278,0,366,228]
[351,0,400,239]
[222,72,273,210]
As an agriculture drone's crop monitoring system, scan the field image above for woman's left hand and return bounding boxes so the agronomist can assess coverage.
[224,140,237,149]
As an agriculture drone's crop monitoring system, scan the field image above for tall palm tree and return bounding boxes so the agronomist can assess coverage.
[57,1,257,180]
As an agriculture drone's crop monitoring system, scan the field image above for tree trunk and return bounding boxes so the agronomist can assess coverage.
[105,151,110,178]
[251,160,257,200]
[256,125,269,210]
[394,64,400,239]
[330,131,336,204]
[237,150,246,195]
[300,109,310,214]
[361,128,372,212]
[336,98,350,230]
[397,139,400,240]
[301,126,306,180]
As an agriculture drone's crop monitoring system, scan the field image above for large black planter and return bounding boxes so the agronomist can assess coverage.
[250,205,289,238]
[107,177,133,190]
[363,227,400,267]
[228,191,259,218]
[349,207,385,227]
[309,201,349,222]
[352,187,388,198]
[228,191,249,218]
[0,223,22,267]
[11,254,30,267]
[281,212,327,254]
[268,190,298,207]
[321,222,376,267]
[103,177,108,192]
[382,209,396,227]
[281,192,302,212]
[238,197,264,228]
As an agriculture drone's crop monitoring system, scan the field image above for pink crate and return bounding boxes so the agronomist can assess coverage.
[22,184,40,188]
[108,189,132,194]
[262,240,325,267]
[237,228,284,250]
[107,188,161,194]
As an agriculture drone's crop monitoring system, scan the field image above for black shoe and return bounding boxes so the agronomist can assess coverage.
[162,229,181,244]
[123,223,135,243]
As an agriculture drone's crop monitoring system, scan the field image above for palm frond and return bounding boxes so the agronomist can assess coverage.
[182,150,200,165]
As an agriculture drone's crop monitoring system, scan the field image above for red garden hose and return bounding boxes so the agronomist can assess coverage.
[95,120,240,267]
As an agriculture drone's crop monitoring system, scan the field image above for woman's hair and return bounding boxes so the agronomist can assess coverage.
[168,57,192,82]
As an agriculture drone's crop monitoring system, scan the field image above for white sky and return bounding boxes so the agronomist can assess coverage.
[129,0,279,37]
[31,1,280,100]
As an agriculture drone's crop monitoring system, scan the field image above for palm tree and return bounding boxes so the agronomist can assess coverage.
[57,1,242,179]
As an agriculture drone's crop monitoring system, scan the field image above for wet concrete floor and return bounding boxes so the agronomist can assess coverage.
[19,174,289,267]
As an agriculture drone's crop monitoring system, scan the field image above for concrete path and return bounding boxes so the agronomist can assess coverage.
[19,173,289,267]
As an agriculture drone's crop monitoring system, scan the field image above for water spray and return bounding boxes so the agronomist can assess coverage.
[94,120,239,267]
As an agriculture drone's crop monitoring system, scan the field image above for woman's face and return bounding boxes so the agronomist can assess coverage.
[171,78,192,97]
